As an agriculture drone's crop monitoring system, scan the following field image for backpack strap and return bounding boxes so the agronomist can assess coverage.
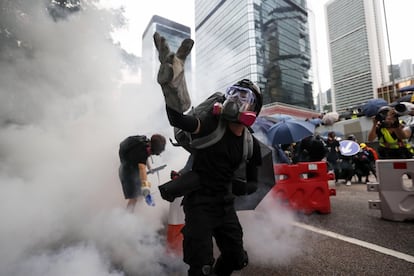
[243,127,253,161]
[190,119,226,149]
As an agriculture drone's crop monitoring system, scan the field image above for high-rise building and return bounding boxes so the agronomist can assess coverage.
[326,0,389,113]
[399,59,413,79]
[194,0,314,110]
[141,15,192,87]
[388,64,401,82]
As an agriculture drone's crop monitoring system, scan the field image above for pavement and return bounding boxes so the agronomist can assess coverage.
[236,176,414,276]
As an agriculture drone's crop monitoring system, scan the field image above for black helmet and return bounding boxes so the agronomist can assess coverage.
[233,79,263,115]
[347,134,356,141]
[377,105,392,115]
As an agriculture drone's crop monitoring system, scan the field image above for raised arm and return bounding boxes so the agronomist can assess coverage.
[153,32,194,113]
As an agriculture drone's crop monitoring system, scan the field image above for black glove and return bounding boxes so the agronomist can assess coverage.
[153,32,194,113]
[170,170,180,180]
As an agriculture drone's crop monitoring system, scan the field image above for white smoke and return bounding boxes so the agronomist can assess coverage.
[239,196,305,266]
[0,1,186,275]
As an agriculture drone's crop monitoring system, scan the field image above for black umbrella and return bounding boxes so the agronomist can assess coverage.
[390,94,414,106]
[398,85,414,93]
[234,139,275,211]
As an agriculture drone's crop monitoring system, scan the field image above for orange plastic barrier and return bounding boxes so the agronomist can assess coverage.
[272,162,336,214]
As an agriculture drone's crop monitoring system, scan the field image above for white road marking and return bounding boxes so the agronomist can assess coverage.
[293,221,414,263]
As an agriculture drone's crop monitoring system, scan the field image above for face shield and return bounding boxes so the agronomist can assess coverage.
[221,85,257,126]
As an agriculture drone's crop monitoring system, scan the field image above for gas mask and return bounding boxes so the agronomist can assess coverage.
[219,85,257,126]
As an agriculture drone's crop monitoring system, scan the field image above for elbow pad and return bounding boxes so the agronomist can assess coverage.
[166,105,198,132]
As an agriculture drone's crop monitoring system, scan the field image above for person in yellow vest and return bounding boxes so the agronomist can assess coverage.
[367,106,413,159]
[351,109,358,119]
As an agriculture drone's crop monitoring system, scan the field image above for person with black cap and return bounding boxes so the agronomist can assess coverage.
[325,131,341,182]
[118,134,166,212]
[153,32,263,276]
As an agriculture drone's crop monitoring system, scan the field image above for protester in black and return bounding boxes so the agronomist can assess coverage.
[293,135,326,163]
[325,131,340,182]
[154,29,264,276]
[339,134,357,186]
[353,146,374,183]
[118,134,166,212]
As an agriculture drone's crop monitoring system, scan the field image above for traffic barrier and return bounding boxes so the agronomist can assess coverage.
[273,162,336,214]
[166,197,184,255]
[367,159,414,221]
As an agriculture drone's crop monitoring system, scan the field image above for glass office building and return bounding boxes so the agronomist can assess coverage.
[195,0,314,109]
[326,0,388,113]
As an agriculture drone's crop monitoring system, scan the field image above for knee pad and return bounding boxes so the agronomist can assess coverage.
[188,264,215,276]
[233,250,249,270]
[201,264,214,275]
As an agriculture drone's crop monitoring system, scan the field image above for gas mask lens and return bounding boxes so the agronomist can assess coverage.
[225,86,256,105]
[223,85,258,126]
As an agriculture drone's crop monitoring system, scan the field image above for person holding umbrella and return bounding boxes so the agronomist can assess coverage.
[339,134,358,186]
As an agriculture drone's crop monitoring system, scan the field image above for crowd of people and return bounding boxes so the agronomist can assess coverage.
[274,133,378,186]
[274,104,414,186]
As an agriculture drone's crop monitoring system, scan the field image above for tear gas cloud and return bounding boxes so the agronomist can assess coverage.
[0,1,304,275]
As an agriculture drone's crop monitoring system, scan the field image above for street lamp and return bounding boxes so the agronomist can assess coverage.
[382,0,397,98]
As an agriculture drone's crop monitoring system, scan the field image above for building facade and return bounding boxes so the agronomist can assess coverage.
[326,0,389,113]
[399,59,413,79]
[194,0,314,110]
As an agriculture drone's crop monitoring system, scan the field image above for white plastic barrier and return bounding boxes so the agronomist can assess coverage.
[367,159,414,221]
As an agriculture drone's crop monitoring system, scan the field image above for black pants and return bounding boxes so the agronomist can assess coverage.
[118,163,141,199]
[182,192,247,276]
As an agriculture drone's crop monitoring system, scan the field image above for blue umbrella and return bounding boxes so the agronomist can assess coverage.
[267,119,315,146]
[252,116,275,132]
[267,114,294,122]
[308,118,322,126]
[362,98,388,117]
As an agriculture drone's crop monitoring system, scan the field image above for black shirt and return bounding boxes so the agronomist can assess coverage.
[192,116,262,192]
[125,142,148,166]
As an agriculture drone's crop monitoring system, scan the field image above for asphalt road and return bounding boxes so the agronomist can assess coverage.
[236,178,414,276]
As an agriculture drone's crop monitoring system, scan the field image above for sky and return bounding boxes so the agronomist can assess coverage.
[0,1,305,275]
[107,0,414,93]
